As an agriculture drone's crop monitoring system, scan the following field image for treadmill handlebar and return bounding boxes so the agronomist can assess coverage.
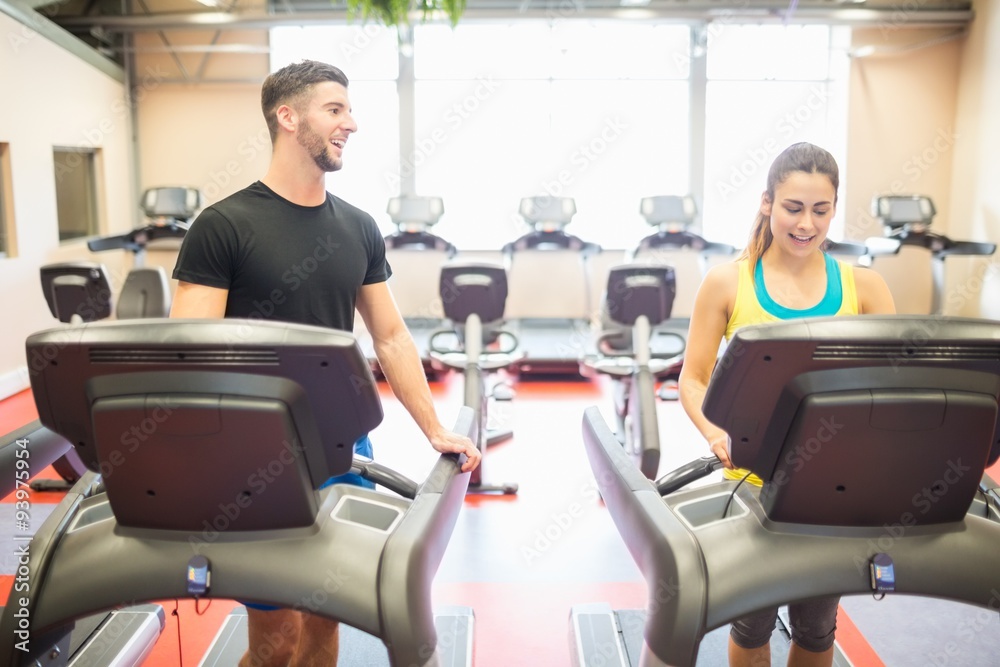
[655,456,724,496]
[86,223,188,253]
[350,456,419,499]
[0,421,73,499]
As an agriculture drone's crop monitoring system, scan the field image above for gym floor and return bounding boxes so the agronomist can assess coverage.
[3,371,1000,666]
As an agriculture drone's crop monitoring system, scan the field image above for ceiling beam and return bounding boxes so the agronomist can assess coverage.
[50,6,975,33]
[0,0,123,81]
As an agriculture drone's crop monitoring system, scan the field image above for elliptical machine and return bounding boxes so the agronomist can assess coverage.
[85,185,202,317]
[502,196,601,375]
[866,194,996,315]
[354,195,457,377]
[430,263,520,495]
[39,186,200,327]
[631,195,735,323]
[32,187,199,492]
[582,264,683,480]
[32,263,114,491]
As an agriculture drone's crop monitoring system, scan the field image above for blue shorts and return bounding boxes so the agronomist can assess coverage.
[242,435,374,612]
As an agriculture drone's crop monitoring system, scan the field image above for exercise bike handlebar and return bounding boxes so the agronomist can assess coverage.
[427,316,521,371]
[655,456,724,496]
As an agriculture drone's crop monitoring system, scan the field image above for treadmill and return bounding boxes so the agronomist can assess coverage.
[502,196,601,376]
[0,318,475,667]
[0,423,165,666]
[571,315,1000,666]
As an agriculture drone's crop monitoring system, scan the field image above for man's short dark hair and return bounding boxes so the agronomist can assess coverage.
[261,60,350,142]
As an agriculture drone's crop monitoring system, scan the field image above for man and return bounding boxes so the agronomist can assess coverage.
[170,59,481,666]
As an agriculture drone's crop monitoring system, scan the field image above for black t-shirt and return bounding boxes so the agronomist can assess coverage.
[173,181,391,331]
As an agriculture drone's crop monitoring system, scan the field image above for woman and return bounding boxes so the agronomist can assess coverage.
[679,142,895,667]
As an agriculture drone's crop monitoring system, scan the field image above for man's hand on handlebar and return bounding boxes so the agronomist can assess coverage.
[430,430,482,473]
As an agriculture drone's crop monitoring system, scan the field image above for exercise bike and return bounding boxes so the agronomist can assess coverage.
[429,262,520,495]
[582,264,684,480]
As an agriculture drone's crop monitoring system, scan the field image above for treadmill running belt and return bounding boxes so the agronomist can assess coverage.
[613,610,793,667]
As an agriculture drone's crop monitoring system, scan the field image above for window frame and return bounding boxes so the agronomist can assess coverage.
[52,146,106,244]
[0,143,15,258]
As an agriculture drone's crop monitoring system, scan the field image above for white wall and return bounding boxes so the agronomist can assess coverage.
[950,0,1000,319]
[132,28,271,205]
[840,17,999,318]
[0,11,136,398]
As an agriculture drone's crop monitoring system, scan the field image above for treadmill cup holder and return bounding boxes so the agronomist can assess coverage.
[673,491,749,529]
[331,496,404,533]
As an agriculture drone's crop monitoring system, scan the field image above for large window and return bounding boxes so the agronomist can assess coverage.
[0,143,14,258]
[414,23,690,250]
[702,24,850,248]
[270,21,850,251]
[53,147,102,242]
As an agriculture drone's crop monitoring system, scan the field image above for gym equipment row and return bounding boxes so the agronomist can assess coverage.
[375,192,995,383]
[365,194,731,379]
[30,187,201,493]
[39,185,201,326]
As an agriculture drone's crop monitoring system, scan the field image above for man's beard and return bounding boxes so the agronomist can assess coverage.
[298,119,342,173]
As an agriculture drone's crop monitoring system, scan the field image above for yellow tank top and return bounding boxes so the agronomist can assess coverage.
[722,254,859,485]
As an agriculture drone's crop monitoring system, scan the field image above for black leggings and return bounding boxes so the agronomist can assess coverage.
[730,597,840,653]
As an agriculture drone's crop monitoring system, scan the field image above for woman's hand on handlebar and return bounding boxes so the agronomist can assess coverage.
[709,434,733,469]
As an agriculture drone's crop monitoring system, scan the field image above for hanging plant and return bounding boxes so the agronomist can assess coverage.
[345,0,467,28]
